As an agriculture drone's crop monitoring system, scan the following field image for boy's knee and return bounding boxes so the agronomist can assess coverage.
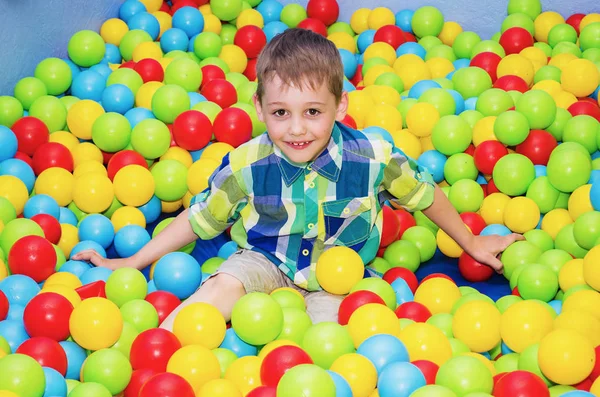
[204,272,246,293]
[305,292,344,324]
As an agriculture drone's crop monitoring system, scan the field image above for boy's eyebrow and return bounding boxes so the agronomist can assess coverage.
[267,101,327,106]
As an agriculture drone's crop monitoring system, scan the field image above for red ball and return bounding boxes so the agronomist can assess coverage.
[170,0,198,14]
[130,328,182,372]
[101,149,114,165]
[395,301,432,322]
[13,151,33,168]
[473,140,508,175]
[589,345,600,382]
[306,0,339,26]
[260,345,313,387]
[172,110,213,151]
[247,386,277,397]
[167,123,178,147]
[574,377,593,391]
[403,31,417,42]
[412,360,439,384]
[492,370,550,397]
[16,336,68,376]
[458,252,494,282]
[134,58,165,83]
[512,286,521,296]
[296,18,328,37]
[421,273,455,284]
[338,290,386,325]
[493,75,529,93]
[30,213,62,245]
[381,205,401,248]
[200,65,227,89]
[515,129,557,165]
[470,52,502,82]
[460,212,487,235]
[341,114,357,129]
[494,372,508,388]
[23,292,73,341]
[0,290,8,321]
[235,26,267,59]
[201,79,238,109]
[124,369,159,397]
[32,142,74,175]
[464,143,476,156]
[394,208,417,239]
[213,107,253,148]
[159,2,171,13]
[139,373,195,397]
[486,177,500,194]
[106,150,148,181]
[244,58,258,81]
[350,64,363,86]
[10,116,50,156]
[119,61,137,69]
[8,235,56,283]
[382,267,418,293]
[566,13,586,35]
[145,291,181,324]
[374,25,406,50]
[568,100,600,122]
[499,27,534,55]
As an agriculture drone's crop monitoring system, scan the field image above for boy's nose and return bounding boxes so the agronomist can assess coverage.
[289,116,306,136]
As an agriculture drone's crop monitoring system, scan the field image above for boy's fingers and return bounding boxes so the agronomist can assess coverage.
[487,255,504,275]
[72,249,103,266]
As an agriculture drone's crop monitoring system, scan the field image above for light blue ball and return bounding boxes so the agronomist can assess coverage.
[534,165,547,178]
[480,224,512,237]
[102,84,135,114]
[591,181,600,211]
[147,279,157,294]
[264,21,288,42]
[357,334,410,375]
[408,80,441,99]
[327,370,353,397]
[396,42,426,59]
[256,0,283,24]
[6,304,25,321]
[43,367,68,397]
[89,64,113,80]
[138,195,162,224]
[189,92,206,107]
[80,266,113,285]
[71,70,106,102]
[114,225,151,258]
[153,252,202,299]
[339,49,358,80]
[172,6,205,38]
[124,107,156,128]
[343,79,356,92]
[59,340,88,380]
[395,9,414,33]
[377,361,426,397]
[128,11,161,40]
[453,58,471,70]
[59,207,78,226]
[58,260,93,278]
[548,299,562,315]
[447,89,465,114]
[357,30,376,54]
[217,241,238,259]
[70,240,107,259]
[0,126,18,162]
[391,278,414,305]
[103,43,123,64]
[0,158,36,193]
[417,150,447,183]
[0,319,29,352]
[464,97,478,110]
[219,327,258,357]
[160,28,190,53]
[119,0,147,24]
[0,274,40,306]
[23,194,60,220]
[78,214,115,249]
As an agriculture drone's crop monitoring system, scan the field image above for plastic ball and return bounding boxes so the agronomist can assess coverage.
[213,107,253,147]
[493,370,549,397]
[68,30,105,67]
[69,297,123,351]
[314,246,364,295]
[23,292,73,341]
[0,353,46,397]
[499,27,534,55]
[492,153,535,196]
[431,115,472,155]
[166,345,221,391]
[399,322,452,366]
[82,348,132,395]
[230,292,283,346]
[113,165,155,207]
[139,372,195,397]
[500,300,553,353]
[561,59,599,98]
[153,252,202,299]
[503,196,540,233]
[8,235,56,283]
[538,328,595,385]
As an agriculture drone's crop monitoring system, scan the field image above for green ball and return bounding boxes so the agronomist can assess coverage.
[507,90,524,105]
[220,24,238,45]
[362,57,389,76]
[448,179,484,212]
[212,348,238,377]
[231,102,266,138]
[350,277,397,310]
[549,386,577,397]
[562,115,599,154]
[539,249,573,275]
[193,32,223,59]
[398,98,418,128]
[419,36,443,51]
[492,32,502,42]
[460,109,484,128]
[509,264,526,290]
[573,211,600,250]
[226,72,249,90]
[68,201,88,221]
[54,244,66,271]
[436,355,494,395]
[231,292,284,345]
[515,89,557,130]
[0,218,44,256]
[271,290,305,311]
[92,112,131,153]
[414,210,439,234]
[452,67,493,99]
[552,42,582,58]
[328,22,355,36]
[60,95,80,111]
[425,44,457,62]
[433,77,453,90]
[494,110,530,146]
[448,337,471,356]
[280,4,307,28]
[476,89,514,117]
[518,343,553,386]
[492,153,535,196]
[66,380,81,395]
[105,268,148,307]
[29,95,67,132]
[369,257,392,274]
[375,72,405,94]
[534,65,562,84]
[120,299,159,332]
[34,57,72,96]
[523,229,554,252]
[419,88,456,117]
[507,0,541,20]
[277,364,336,397]
[68,30,106,67]
[548,24,578,47]
[102,196,124,220]
[278,308,312,345]
[459,286,479,296]
[151,84,190,124]
[451,293,495,315]
[534,42,553,57]
[412,6,445,38]
[112,322,139,359]
[500,240,542,280]
[301,322,354,369]
[546,107,572,141]
[410,385,457,397]
[563,284,594,302]
[192,101,222,123]
[211,0,242,21]
[452,31,481,59]
[547,144,592,193]
[0,336,9,355]
[69,382,112,397]
[187,51,201,64]
[201,256,225,273]
[131,119,171,159]
[401,226,437,262]
[14,77,48,110]
[495,295,522,313]
[119,30,153,61]
[107,68,144,96]
[82,348,132,395]
[580,22,600,52]
[383,240,421,273]
[555,223,589,259]
[165,58,203,92]
[583,48,600,64]
[431,115,472,155]
[151,159,188,201]
[164,50,189,60]
[444,153,478,184]
[238,81,257,104]
[426,313,454,337]
[501,13,535,35]
[493,352,519,373]
[0,96,24,127]
[0,354,45,397]
[199,56,230,73]
[471,40,506,58]
[517,263,559,302]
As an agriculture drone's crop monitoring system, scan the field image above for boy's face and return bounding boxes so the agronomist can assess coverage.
[254,75,348,164]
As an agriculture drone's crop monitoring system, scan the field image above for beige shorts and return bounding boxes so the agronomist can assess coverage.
[210,249,344,324]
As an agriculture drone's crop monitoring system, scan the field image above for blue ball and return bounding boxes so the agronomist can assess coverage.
[396,42,426,59]
[79,214,115,249]
[357,334,410,375]
[591,85,599,101]
[501,341,513,355]
[417,150,447,183]
[153,252,202,299]
[0,158,35,193]
[343,79,356,92]
[70,240,107,258]
[534,165,547,178]
[188,34,199,51]
[0,126,17,162]
[480,224,512,237]
[263,21,288,42]
[102,84,135,114]
[339,49,358,80]
[24,194,60,220]
[189,92,207,107]
[548,299,562,315]
[391,278,414,305]
[138,195,162,224]
[89,64,113,79]
[408,80,441,99]
[363,126,395,146]
[476,173,487,184]
[103,43,123,64]
[0,319,29,352]
[125,107,156,128]
[464,97,478,110]
[80,266,113,285]
[481,351,491,359]
[447,89,465,114]
[128,11,161,40]
[190,145,207,162]
[60,341,88,380]
[147,279,157,294]
[58,260,93,278]
[256,0,283,24]
[43,367,68,397]
[59,207,78,226]
[219,327,258,357]
[114,225,151,258]
[327,370,353,397]
[172,6,204,38]
[0,275,40,306]
[357,30,376,54]
[561,391,596,397]
[377,361,425,397]
[395,9,414,33]
[6,304,25,321]
[592,181,600,211]
[160,28,190,53]
[119,0,147,23]
[592,150,600,160]
[217,241,238,259]
[589,169,600,185]
[62,59,81,82]
[453,58,471,70]
[71,70,106,102]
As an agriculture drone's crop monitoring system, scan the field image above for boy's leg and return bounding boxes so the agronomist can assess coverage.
[304,291,344,324]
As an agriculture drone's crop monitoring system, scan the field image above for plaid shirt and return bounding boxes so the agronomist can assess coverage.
[189,122,435,291]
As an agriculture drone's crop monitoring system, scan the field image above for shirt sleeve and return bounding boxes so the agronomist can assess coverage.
[188,157,247,240]
[381,144,435,212]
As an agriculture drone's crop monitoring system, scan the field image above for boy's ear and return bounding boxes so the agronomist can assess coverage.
[335,91,349,122]
[253,94,265,123]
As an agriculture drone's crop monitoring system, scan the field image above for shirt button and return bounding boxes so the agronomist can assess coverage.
[307,164,312,171]
[343,208,350,214]
[308,223,314,229]
[302,249,310,256]
[309,182,315,188]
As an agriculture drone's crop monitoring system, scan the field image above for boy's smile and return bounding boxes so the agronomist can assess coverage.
[254,75,348,164]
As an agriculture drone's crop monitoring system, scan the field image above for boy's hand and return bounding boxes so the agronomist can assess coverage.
[71,250,134,271]
[465,233,525,274]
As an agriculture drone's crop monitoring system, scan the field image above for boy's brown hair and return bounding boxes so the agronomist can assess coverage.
[255,28,344,103]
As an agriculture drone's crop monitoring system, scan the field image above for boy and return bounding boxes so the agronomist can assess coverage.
[73,28,522,328]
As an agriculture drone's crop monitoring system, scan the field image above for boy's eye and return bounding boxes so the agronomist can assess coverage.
[273,109,287,117]
[307,109,320,116]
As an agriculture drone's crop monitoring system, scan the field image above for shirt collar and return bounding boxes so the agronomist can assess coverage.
[273,122,343,186]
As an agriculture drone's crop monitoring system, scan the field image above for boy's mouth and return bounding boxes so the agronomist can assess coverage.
[286,141,312,149]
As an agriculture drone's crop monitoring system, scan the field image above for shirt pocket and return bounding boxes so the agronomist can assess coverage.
[322,196,372,247]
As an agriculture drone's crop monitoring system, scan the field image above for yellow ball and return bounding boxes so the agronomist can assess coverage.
[173,302,227,349]
[0,175,28,215]
[152,11,172,39]
[362,85,401,107]
[583,245,600,291]
[480,193,510,225]
[364,42,396,66]
[219,44,248,74]
[199,4,212,15]
[58,223,79,259]
[258,339,301,359]
[167,345,221,391]
[414,277,462,315]
[224,356,263,396]
[43,272,82,290]
[367,7,395,30]
[158,57,174,73]
[568,184,593,221]
[452,300,501,353]
[472,116,498,146]
[236,9,264,29]
[563,289,600,320]
[347,90,376,129]
[580,13,600,31]
[559,259,585,292]
[316,247,364,295]
[0,258,8,282]
[72,173,115,213]
[35,167,74,209]
[500,300,554,353]
[437,227,466,258]
[72,142,103,168]
[553,309,600,346]
[394,60,431,90]
[197,379,242,397]
[541,208,573,240]
[113,165,155,207]
[399,322,453,366]
[40,284,82,308]
[561,59,600,98]
[532,80,562,96]
[426,57,455,79]
[391,129,422,160]
[438,21,463,46]
[548,53,578,71]
[420,135,436,152]
[162,199,182,213]
[136,81,164,110]
[200,142,234,163]
[350,8,371,34]
[592,377,600,396]
[69,297,123,350]
[182,190,194,209]
[187,159,220,195]
[538,328,595,385]
[364,104,402,132]
[503,197,540,234]
[520,46,548,66]
[203,14,223,35]
[49,131,80,152]
[363,64,395,87]
[330,353,378,397]
[406,102,440,137]
[100,18,129,46]
[74,160,108,179]
[160,146,193,168]
[553,90,578,109]
[534,11,566,43]
[111,206,146,232]
[0,391,19,397]
[328,32,356,54]
[460,352,496,376]
[67,100,105,140]
[138,0,162,12]
[347,303,401,348]
[132,41,163,62]
[497,54,535,87]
